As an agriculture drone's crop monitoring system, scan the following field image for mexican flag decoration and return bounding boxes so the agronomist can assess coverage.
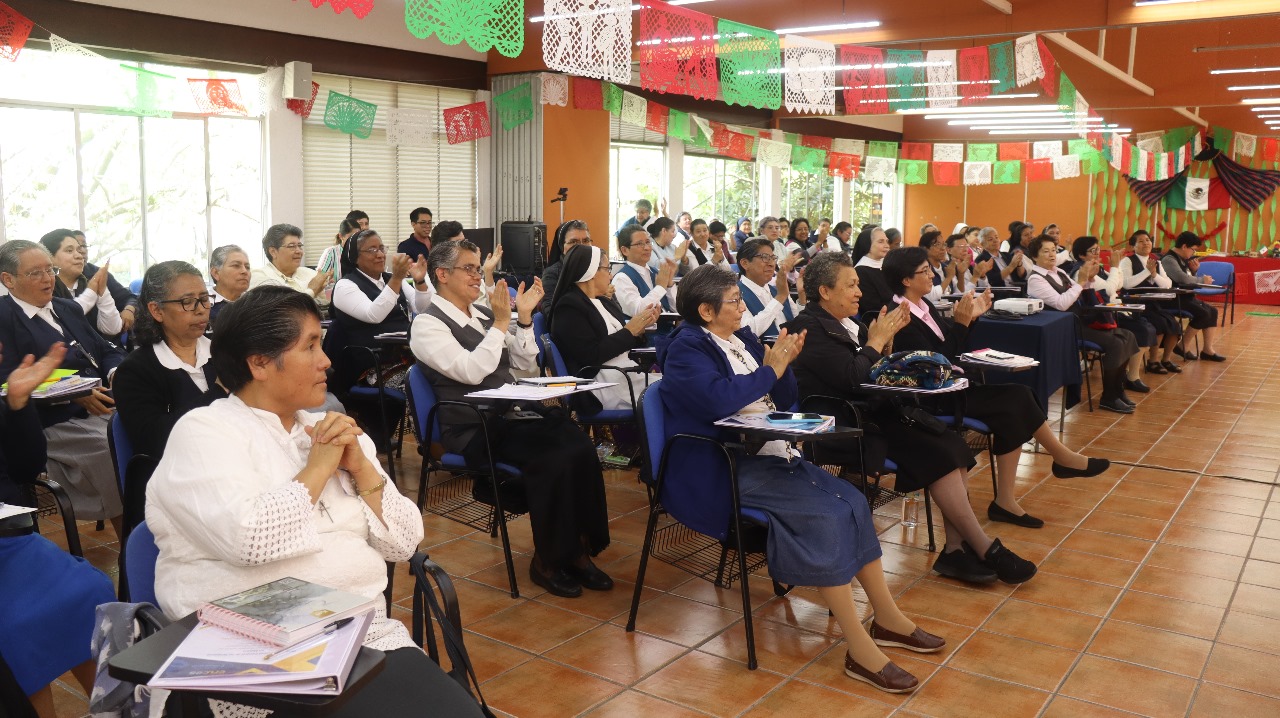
[1166,176,1230,211]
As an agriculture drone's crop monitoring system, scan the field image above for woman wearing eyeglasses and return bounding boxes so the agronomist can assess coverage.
[114,261,228,461]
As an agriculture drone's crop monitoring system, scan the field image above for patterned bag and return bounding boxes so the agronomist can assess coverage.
[869,351,955,389]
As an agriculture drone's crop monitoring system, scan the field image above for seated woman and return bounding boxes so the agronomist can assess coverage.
[731,216,753,253]
[1116,230,1184,375]
[114,261,228,463]
[146,286,480,716]
[539,220,592,314]
[785,252,1038,586]
[410,240,611,599]
[852,226,893,316]
[0,342,116,718]
[40,228,123,339]
[249,224,331,310]
[1071,236,1156,394]
[316,218,360,307]
[1025,234,1142,414]
[208,244,251,331]
[548,244,661,411]
[659,265,945,694]
[881,247,1111,528]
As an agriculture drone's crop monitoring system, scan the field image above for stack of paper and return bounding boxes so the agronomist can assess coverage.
[466,382,616,401]
[715,414,836,435]
[960,349,1038,368]
[0,371,99,399]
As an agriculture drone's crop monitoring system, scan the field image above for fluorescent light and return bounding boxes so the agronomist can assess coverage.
[774,21,881,34]
[952,117,1106,126]
[862,95,963,104]
[1227,84,1280,91]
[925,112,1080,120]
[988,128,1130,135]
[978,123,1123,131]
[897,102,1063,115]
[1251,106,1280,111]
[1242,97,1280,104]
[1212,66,1280,75]
[1256,114,1280,118]
[529,0,710,23]
[1134,0,1203,6]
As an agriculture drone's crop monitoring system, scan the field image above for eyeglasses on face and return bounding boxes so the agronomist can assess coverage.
[754,254,777,263]
[447,264,483,278]
[414,220,433,227]
[18,266,58,280]
[280,242,305,251]
[722,295,745,308]
[157,294,212,312]
[360,246,387,255]
[628,240,652,248]
[914,267,934,276]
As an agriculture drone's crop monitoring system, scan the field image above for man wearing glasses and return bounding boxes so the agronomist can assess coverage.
[0,239,126,537]
[398,207,434,262]
[249,224,331,308]
[736,238,802,340]
[611,225,677,318]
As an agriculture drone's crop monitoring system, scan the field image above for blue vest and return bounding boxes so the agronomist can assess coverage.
[617,263,672,314]
[738,279,793,338]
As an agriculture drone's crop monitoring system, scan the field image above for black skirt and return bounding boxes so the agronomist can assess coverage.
[928,383,1044,455]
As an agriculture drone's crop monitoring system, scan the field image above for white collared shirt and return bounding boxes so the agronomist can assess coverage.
[69,283,123,335]
[1117,251,1173,290]
[854,256,882,270]
[332,271,433,324]
[704,328,789,459]
[611,261,672,317]
[153,336,212,392]
[11,294,62,334]
[648,238,680,271]
[410,294,537,386]
[1026,263,1083,311]
[684,239,730,270]
[738,274,800,339]
[250,262,322,299]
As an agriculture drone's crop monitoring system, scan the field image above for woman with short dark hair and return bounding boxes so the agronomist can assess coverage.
[249,224,331,306]
[39,229,122,339]
[1072,236,1156,393]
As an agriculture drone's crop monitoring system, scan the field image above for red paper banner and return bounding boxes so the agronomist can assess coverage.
[999,143,1030,161]
[572,76,603,110]
[637,1,719,100]
[900,143,931,161]
[443,101,492,145]
[720,131,755,161]
[645,101,668,134]
[308,0,374,19]
[1121,143,1133,172]
[1145,151,1157,180]
[841,45,888,115]
[188,79,248,115]
[828,153,861,180]
[1262,137,1280,163]
[801,135,832,151]
[933,162,961,186]
[286,81,320,119]
[1026,158,1053,182]
[0,1,34,62]
[1036,36,1058,98]
[957,46,991,106]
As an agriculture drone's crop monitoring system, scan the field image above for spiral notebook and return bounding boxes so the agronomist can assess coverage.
[197,577,377,648]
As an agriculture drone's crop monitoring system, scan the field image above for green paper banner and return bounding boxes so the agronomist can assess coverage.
[968,143,998,162]
[993,160,1020,184]
[868,141,898,159]
[1067,139,1093,157]
[716,19,782,110]
[1058,72,1075,111]
[1080,151,1106,174]
[404,0,525,59]
[1128,149,1142,177]
[1212,125,1234,154]
[323,90,377,139]
[784,132,801,147]
[602,82,622,114]
[886,49,925,111]
[1163,126,1197,152]
[989,41,1015,95]
[668,108,692,141]
[792,146,827,174]
[898,159,928,185]
[494,82,533,130]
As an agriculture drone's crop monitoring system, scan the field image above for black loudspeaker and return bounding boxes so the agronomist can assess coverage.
[462,228,495,258]
[500,222,547,276]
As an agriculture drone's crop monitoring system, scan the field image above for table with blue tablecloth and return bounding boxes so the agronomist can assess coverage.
[964,310,1082,410]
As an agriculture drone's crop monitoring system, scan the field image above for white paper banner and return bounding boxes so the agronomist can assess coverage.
[1052,155,1080,180]
[1073,94,1090,136]
[620,91,647,127]
[1014,34,1044,88]
[386,108,437,147]
[541,0,633,84]
[1255,269,1280,294]
[756,138,793,168]
[783,35,837,115]
[1136,131,1163,154]
[693,115,713,142]
[832,138,865,156]
[1109,134,1126,170]
[925,49,958,109]
[1154,152,1168,181]
[964,161,992,186]
[254,67,285,116]
[540,73,568,106]
[49,33,102,60]
[1032,141,1062,159]
[1176,145,1189,171]
[1235,132,1258,157]
[863,156,897,184]
[933,143,964,163]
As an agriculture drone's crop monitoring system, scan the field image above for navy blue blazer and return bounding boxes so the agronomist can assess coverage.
[0,403,47,506]
[655,323,798,537]
[0,295,126,425]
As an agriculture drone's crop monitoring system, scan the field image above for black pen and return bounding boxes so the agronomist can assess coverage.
[263,617,355,660]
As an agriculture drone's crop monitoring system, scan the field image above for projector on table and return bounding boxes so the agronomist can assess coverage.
[993,297,1044,315]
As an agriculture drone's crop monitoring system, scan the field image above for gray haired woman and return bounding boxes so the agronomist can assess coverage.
[209,244,250,330]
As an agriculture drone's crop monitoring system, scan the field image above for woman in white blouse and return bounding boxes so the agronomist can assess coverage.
[146,286,425,652]
[40,230,122,338]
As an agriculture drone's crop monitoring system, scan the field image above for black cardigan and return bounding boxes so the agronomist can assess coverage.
[890,298,970,361]
[112,342,227,459]
[0,403,46,506]
[855,264,895,319]
[782,303,884,404]
[548,287,646,412]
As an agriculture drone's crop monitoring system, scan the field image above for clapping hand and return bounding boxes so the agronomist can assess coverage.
[780,251,801,274]
[655,259,678,288]
[87,260,110,297]
[866,302,910,351]
[482,246,503,275]
[4,342,67,410]
[390,253,411,282]
[674,239,689,263]
[763,328,807,377]
[489,279,513,333]
[408,255,429,287]
[710,238,725,264]
[308,268,333,297]
[514,277,544,324]
[974,257,994,278]
[1145,254,1159,275]
[625,304,661,336]
[953,290,991,326]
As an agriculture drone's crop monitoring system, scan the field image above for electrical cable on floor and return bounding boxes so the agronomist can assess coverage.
[1024,447,1280,488]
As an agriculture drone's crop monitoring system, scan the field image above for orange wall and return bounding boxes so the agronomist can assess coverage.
[904,175,1092,243]
[542,103,612,251]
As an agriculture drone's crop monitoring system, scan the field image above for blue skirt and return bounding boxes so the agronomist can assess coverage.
[0,534,114,695]
[736,456,882,587]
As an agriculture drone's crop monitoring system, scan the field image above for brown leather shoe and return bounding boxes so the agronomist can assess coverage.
[869,621,946,653]
[843,653,919,693]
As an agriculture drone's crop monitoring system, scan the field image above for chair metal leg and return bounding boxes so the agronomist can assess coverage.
[714,545,731,588]
[415,462,430,511]
[922,491,936,553]
[734,533,758,670]
[987,438,998,497]
[488,489,520,599]
[384,561,395,614]
[1058,388,1065,440]
[626,504,663,633]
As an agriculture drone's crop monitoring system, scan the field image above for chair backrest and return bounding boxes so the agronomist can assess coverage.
[128,278,143,295]
[125,521,160,606]
[540,333,571,376]
[1197,260,1234,286]
[107,413,132,495]
[637,382,666,490]
[406,364,443,444]
[532,312,547,367]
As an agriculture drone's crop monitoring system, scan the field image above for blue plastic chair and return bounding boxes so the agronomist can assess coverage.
[128,278,143,295]
[1195,260,1235,326]
[125,521,160,607]
[405,365,525,597]
[626,381,783,670]
[531,312,547,369]
[539,333,638,425]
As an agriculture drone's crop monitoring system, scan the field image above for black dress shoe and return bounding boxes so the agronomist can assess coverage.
[1099,397,1135,414]
[565,560,614,591]
[1124,378,1151,393]
[1200,352,1227,362]
[1160,361,1182,374]
[1119,394,1136,407]
[1146,361,1168,375]
[932,545,998,584]
[1052,457,1111,479]
[987,501,1045,528]
[1174,344,1198,361]
[978,538,1037,584]
[529,563,583,598]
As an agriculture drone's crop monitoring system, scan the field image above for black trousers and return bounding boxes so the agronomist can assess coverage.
[464,414,611,570]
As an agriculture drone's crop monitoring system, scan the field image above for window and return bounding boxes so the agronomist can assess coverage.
[608,143,664,255]
[683,155,758,226]
[782,168,835,229]
[302,75,478,266]
[0,49,264,284]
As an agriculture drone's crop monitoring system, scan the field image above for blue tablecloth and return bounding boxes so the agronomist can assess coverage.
[965,310,1082,410]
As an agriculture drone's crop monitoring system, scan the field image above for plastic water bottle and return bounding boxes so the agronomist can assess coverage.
[901,491,922,528]
[596,441,615,465]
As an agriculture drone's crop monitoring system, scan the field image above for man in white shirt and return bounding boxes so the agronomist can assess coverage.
[736,238,802,339]
[249,224,331,306]
[646,217,688,272]
[975,226,1025,289]
[683,219,732,270]
[612,224,677,317]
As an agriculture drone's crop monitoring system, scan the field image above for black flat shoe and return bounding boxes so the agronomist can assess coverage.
[530,563,583,598]
[979,538,1037,584]
[1053,457,1111,479]
[1124,379,1151,393]
[1161,361,1182,374]
[987,501,1045,528]
[1099,397,1135,414]
[1174,344,1198,361]
[1146,361,1168,375]
[1119,394,1136,407]
[932,545,998,584]
[565,560,614,591]
[1200,352,1226,362]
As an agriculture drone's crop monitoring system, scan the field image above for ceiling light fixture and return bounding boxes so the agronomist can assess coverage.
[896,102,1061,115]
[1227,84,1280,91]
[988,128,1130,135]
[774,21,881,34]
[978,123,1122,130]
[529,0,711,23]
[1134,0,1204,6]
[1256,114,1280,118]
[951,117,1105,126]
[1251,106,1280,112]
[1243,97,1280,104]
[925,112,1080,120]
[1212,66,1280,75]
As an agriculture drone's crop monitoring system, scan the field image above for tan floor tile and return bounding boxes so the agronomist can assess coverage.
[1087,620,1213,677]
[1010,572,1123,617]
[1190,682,1280,718]
[1077,510,1169,541]
[1230,582,1280,621]
[544,624,686,685]
[468,600,600,654]
[893,580,1004,628]
[635,651,785,717]
[1129,564,1238,608]
[984,598,1102,650]
[699,617,835,675]
[1096,494,1180,522]
[739,679,894,717]
[1144,543,1248,581]
[1217,611,1280,656]
[587,690,712,717]
[481,658,621,718]
[1041,696,1142,717]
[1059,529,1155,563]
[1039,548,1139,587]
[1162,523,1256,557]
[1250,536,1280,563]
[1203,644,1280,699]
[1059,654,1196,716]
[946,630,1076,691]
[618,594,743,647]
[1109,591,1225,640]
[905,667,1049,718]
[1173,504,1262,535]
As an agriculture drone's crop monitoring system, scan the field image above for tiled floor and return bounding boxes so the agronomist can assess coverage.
[40,304,1280,717]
